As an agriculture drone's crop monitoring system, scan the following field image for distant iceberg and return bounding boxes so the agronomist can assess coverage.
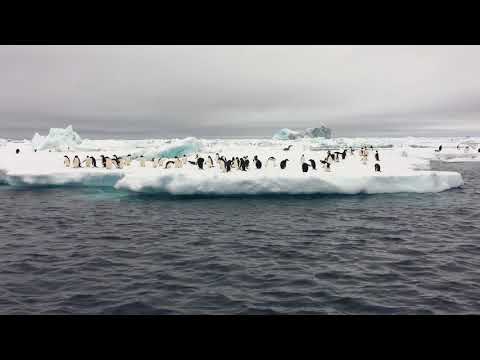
[273,125,332,140]
[32,125,83,151]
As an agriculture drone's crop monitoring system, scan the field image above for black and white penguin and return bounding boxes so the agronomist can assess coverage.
[15,149,20,154]
[375,151,380,161]
[197,157,205,170]
[255,159,262,169]
[225,160,232,172]
[73,156,82,168]
[239,158,246,171]
[91,156,97,168]
[283,145,293,151]
[342,150,347,160]
[302,163,310,173]
[100,155,107,168]
[64,155,71,167]
[84,156,92,168]
[164,161,175,169]
[435,145,443,152]
[266,156,276,168]
[244,159,250,170]
[207,156,214,168]
[309,159,316,170]
[280,159,289,169]
[375,163,381,172]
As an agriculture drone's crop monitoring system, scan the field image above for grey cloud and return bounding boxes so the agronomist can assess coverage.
[0,45,480,138]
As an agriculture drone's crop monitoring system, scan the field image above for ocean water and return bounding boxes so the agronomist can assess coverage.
[0,161,479,314]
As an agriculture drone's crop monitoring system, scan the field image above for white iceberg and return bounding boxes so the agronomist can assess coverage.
[0,137,464,196]
[273,125,332,140]
[31,125,83,151]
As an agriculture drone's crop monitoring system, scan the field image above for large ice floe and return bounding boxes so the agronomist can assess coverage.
[0,126,471,196]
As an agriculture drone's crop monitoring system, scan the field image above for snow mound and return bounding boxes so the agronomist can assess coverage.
[31,125,83,151]
[273,126,332,140]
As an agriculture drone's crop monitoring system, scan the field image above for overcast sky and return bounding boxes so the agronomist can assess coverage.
[1,45,480,139]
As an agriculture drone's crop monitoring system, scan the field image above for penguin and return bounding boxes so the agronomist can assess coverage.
[435,145,443,152]
[283,145,293,151]
[325,162,331,172]
[73,156,82,168]
[15,149,20,154]
[165,161,175,169]
[64,155,71,168]
[207,156,214,168]
[342,150,347,160]
[319,159,329,167]
[239,158,246,171]
[334,152,342,162]
[197,157,205,170]
[309,159,316,170]
[302,163,310,173]
[266,157,276,168]
[244,159,250,170]
[225,160,232,172]
[375,163,381,172]
[105,157,114,169]
[255,159,262,169]
[375,151,380,162]
[91,156,97,168]
[100,155,107,168]
[84,156,92,168]
[175,157,183,168]
[280,159,289,169]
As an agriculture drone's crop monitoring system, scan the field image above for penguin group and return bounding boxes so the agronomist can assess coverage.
[63,146,383,175]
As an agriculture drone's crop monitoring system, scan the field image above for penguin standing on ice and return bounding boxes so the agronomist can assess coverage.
[105,157,114,169]
[207,156,214,168]
[375,163,381,172]
[309,159,316,170]
[244,157,250,170]
[197,157,205,170]
[254,156,262,169]
[239,158,246,171]
[64,156,71,167]
[73,156,82,168]
[342,150,347,160]
[225,159,232,172]
[165,160,175,169]
[375,151,380,161]
[175,156,183,168]
[91,156,97,168]
[84,156,92,168]
[15,149,20,154]
[280,159,289,169]
[266,157,276,168]
[302,162,310,173]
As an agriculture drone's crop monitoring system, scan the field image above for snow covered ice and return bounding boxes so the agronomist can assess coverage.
[0,126,471,196]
